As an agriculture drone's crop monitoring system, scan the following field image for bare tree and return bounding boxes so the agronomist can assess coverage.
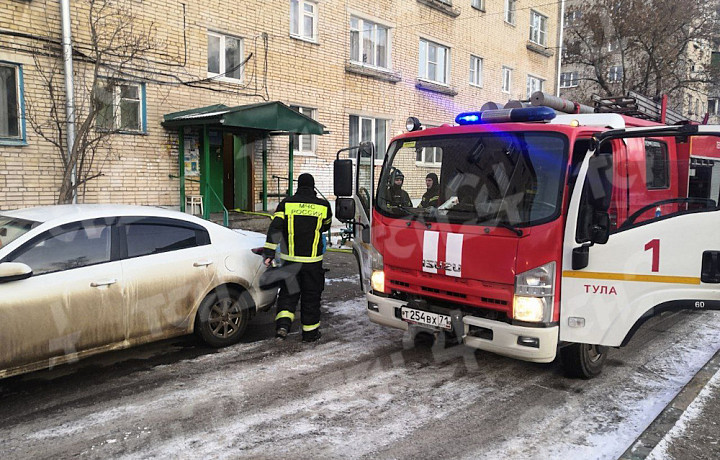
[563,0,718,109]
[26,0,161,204]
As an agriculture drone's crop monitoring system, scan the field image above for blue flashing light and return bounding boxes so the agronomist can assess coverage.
[455,106,556,125]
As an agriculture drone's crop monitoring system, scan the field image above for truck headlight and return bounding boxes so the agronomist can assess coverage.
[513,262,555,323]
[371,270,385,293]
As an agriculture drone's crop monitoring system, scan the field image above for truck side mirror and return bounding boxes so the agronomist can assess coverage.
[336,197,355,222]
[334,159,353,197]
[572,246,589,270]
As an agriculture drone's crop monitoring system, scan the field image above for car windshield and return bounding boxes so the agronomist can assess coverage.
[377,132,569,226]
[0,216,40,248]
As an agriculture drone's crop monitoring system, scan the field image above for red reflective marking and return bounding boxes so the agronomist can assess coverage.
[644,239,660,272]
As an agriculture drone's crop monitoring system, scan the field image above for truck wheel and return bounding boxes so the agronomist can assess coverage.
[560,343,608,379]
[194,287,250,348]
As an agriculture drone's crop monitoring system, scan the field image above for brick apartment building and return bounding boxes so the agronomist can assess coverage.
[0,0,562,214]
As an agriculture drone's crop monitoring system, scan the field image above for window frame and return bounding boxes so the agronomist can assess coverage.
[471,0,485,11]
[96,79,147,134]
[560,71,579,88]
[608,65,623,83]
[116,216,210,260]
[290,105,317,156]
[350,15,391,70]
[504,0,517,25]
[0,61,26,145]
[526,75,545,99]
[290,0,318,42]
[349,114,388,163]
[645,139,670,190]
[207,31,245,83]
[529,10,548,46]
[501,66,512,93]
[469,55,483,87]
[418,37,451,85]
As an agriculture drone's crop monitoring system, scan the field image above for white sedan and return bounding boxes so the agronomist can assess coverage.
[0,205,277,379]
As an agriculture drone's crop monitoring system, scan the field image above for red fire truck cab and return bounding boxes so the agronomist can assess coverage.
[334,97,720,378]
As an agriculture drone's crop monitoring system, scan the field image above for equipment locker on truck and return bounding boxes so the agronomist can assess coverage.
[334,92,720,378]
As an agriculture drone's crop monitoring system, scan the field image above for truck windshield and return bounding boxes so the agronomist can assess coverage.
[377,132,568,226]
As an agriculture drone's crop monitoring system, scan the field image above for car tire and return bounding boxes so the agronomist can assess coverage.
[194,286,250,348]
[560,343,608,379]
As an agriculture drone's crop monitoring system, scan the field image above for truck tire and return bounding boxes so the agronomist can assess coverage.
[560,343,608,379]
[194,287,250,348]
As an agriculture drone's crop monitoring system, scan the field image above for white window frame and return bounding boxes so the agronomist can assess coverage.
[708,98,718,115]
[290,105,316,156]
[565,9,581,26]
[419,38,450,85]
[471,0,485,10]
[608,40,619,52]
[0,62,24,143]
[469,55,483,87]
[504,0,516,25]
[290,0,318,42]
[207,31,244,82]
[350,15,391,70]
[349,114,388,163]
[501,66,512,93]
[560,71,578,88]
[526,75,545,99]
[96,79,145,133]
[416,125,442,166]
[608,65,623,83]
[529,10,548,46]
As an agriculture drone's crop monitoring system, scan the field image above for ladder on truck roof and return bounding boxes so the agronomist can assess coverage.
[591,91,685,125]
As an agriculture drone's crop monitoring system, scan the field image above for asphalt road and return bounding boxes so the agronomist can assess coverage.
[1,251,719,459]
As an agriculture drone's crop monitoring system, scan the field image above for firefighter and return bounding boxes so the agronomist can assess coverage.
[263,173,333,342]
[388,169,412,208]
[420,172,440,208]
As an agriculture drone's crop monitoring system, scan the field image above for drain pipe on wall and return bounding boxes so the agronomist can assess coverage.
[60,0,77,203]
[555,0,566,97]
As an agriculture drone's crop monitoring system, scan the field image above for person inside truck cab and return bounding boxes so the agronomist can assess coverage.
[388,169,412,208]
[420,173,440,208]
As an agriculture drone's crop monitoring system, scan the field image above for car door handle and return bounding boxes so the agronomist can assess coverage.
[91,278,118,287]
[193,260,214,267]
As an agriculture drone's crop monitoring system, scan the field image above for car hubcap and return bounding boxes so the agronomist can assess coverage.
[208,298,242,338]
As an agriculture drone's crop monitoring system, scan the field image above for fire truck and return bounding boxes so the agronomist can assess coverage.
[333,92,720,378]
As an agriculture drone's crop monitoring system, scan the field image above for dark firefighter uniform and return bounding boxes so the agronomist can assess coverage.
[263,173,332,342]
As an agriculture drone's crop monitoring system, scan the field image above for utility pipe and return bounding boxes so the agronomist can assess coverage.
[60,0,77,203]
[556,0,566,97]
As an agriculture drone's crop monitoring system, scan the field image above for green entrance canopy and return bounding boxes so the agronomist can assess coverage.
[162,101,327,134]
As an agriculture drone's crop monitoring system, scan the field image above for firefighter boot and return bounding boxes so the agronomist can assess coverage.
[301,329,321,343]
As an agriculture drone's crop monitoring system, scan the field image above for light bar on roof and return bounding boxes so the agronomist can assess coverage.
[456,106,556,125]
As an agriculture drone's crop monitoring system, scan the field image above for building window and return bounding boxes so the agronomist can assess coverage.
[290,105,316,154]
[529,11,548,46]
[501,66,512,93]
[349,115,387,160]
[560,71,578,88]
[96,80,145,133]
[350,16,390,70]
[564,9,582,26]
[645,140,669,190]
[469,55,483,87]
[0,63,23,143]
[608,40,619,52]
[608,65,623,83]
[504,0,516,25]
[207,31,244,81]
[471,0,485,10]
[419,38,450,85]
[708,98,718,115]
[526,75,544,98]
[290,0,317,42]
[416,126,442,165]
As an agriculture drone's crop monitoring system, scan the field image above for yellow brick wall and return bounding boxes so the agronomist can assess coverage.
[0,0,560,211]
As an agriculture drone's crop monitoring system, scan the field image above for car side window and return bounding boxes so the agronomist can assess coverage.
[10,225,111,275]
[124,223,203,258]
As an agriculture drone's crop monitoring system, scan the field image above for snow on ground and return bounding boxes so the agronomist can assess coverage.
[646,366,720,460]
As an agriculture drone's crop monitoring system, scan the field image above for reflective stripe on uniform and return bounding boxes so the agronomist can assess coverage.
[311,215,322,258]
[288,213,295,256]
[302,322,320,332]
[264,242,278,250]
[279,253,324,263]
[273,211,285,220]
[284,202,328,259]
[275,311,296,322]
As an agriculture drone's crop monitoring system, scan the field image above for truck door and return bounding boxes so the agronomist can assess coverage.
[353,142,375,293]
[561,127,720,347]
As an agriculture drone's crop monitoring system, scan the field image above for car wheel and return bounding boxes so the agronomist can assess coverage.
[560,343,608,379]
[195,287,250,348]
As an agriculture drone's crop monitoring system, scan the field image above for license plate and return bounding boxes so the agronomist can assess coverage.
[401,306,452,330]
